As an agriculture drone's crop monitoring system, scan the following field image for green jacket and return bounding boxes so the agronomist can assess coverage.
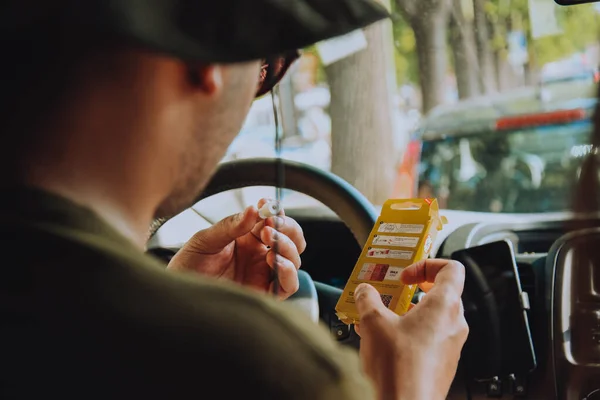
[0,187,374,399]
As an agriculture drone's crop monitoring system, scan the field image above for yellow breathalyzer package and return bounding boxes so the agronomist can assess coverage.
[335,198,448,325]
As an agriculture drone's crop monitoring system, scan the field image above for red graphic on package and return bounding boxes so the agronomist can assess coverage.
[371,264,389,281]
[358,263,389,282]
[368,248,389,257]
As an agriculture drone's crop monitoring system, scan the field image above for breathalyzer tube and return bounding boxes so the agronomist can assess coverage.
[259,200,281,219]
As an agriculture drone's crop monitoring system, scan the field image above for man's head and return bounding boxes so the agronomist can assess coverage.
[132,55,263,218]
[156,50,302,217]
[5,43,264,217]
[1,0,388,233]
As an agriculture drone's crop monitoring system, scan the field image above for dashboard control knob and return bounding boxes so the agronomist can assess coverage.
[332,323,350,341]
[507,374,527,397]
[486,377,502,397]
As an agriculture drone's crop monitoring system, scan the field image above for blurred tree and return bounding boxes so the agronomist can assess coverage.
[533,3,600,65]
[302,46,328,84]
[487,0,517,90]
[395,0,452,113]
[474,0,498,92]
[325,0,398,204]
[449,0,481,98]
[320,0,599,119]
[486,0,600,83]
[390,6,419,85]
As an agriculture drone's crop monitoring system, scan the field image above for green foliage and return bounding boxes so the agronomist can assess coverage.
[302,46,328,84]
[390,1,419,84]
[532,3,600,65]
[307,0,600,90]
[486,0,600,66]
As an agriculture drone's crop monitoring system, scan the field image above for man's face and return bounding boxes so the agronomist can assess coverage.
[155,60,261,218]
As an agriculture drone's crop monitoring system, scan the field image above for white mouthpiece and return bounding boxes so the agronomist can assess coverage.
[259,200,281,219]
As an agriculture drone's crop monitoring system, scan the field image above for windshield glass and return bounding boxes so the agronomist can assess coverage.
[420,120,591,212]
[223,0,600,214]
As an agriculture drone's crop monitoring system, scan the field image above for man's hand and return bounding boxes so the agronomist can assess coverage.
[167,198,306,299]
[355,259,469,400]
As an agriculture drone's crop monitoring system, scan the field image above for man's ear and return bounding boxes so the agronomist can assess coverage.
[187,64,223,95]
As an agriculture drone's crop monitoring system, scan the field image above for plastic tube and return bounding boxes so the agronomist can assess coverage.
[258,200,281,219]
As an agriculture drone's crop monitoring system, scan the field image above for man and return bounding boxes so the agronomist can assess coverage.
[0,1,468,399]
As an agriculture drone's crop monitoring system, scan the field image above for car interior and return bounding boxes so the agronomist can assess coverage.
[147,157,600,400]
[146,0,600,398]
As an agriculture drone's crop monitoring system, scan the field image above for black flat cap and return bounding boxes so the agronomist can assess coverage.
[0,0,389,63]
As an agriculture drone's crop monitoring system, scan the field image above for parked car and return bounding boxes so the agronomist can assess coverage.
[394,95,597,214]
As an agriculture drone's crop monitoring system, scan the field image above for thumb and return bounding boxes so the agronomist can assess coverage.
[186,206,260,253]
[355,284,389,324]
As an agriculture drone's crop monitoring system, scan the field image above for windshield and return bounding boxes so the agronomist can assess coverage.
[224,0,600,214]
[420,120,591,212]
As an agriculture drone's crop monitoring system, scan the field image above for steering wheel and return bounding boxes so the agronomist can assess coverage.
[151,158,377,327]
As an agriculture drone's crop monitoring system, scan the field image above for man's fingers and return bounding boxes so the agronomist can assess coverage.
[188,206,260,253]
[252,199,306,256]
[402,260,466,320]
[264,216,306,254]
[257,198,270,210]
[355,301,414,337]
[260,227,301,270]
[256,198,285,216]
[401,259,465,294]
[252,198,294,242]
[354,284,391,327]
[251,198,286,240]
[354,323,362,337]
[266,251,299,297]
[418,282,435,293]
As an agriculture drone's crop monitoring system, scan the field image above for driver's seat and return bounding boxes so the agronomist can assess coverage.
[546,228,600,399]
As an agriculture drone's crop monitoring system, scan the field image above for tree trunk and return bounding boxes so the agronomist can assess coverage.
[494,49,516,91]
[325,15,397,204]
[413,12,450,113]
[523,62,536,86]
[473,0,497,93]
[524,47,538,86]
[396,0,451,113]
[449,0,480,99]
